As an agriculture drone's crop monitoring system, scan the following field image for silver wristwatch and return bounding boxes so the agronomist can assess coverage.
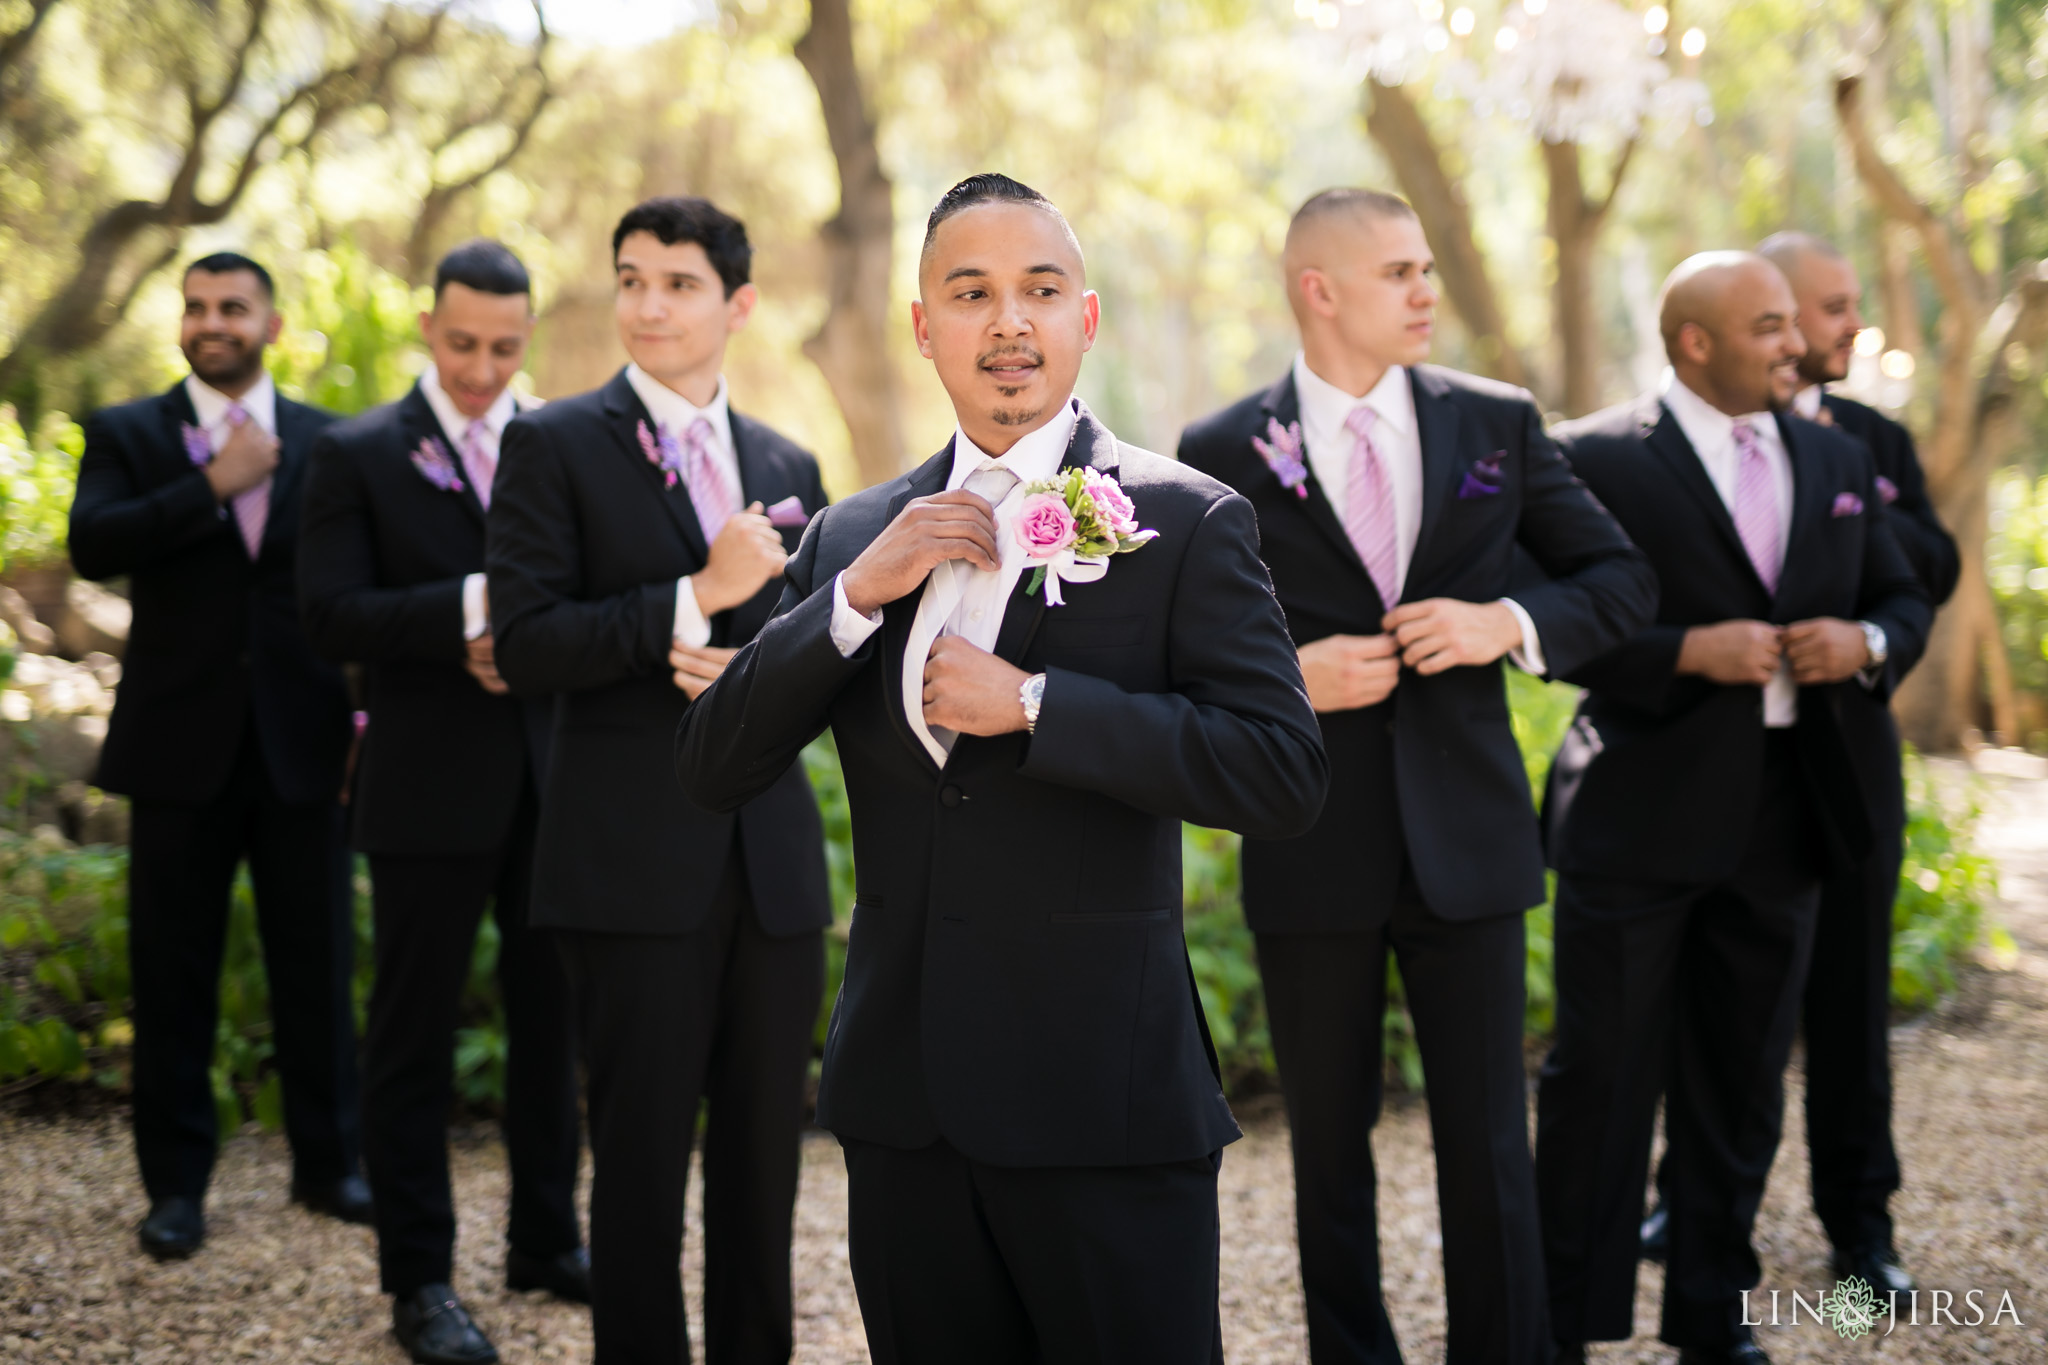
[1860,620,1888,669]
[1019,673,1047,734]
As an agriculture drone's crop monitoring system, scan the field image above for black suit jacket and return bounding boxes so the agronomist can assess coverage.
[1819,392,1959,836]
[1543,395,1933,888]
[1178,367,1656,927]
[486,368,831,937]
[298,383,554,855]
[70,380,351,805]
[674,404,1328,1168]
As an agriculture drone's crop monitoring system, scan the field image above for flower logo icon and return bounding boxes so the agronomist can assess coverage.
[1820,1275,1884,1341]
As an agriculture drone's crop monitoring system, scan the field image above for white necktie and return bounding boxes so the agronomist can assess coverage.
[902,461,1024,762]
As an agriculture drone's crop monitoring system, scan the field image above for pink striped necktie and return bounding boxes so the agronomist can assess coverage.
[1731,420,1781,595]
[224,402,269,558]
[459,419,496,510]
[679,417,736,543]
[1342,405,1402,609]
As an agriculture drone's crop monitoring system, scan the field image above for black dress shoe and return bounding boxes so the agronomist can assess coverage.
[291,1172,373,1225]
[138,1197,205,1260]
[505,1244,591,1303]
[393,1284,499,1365]
[1677,1344,1771,1365]
[1639,1200,1669,1263]
[1832,1242,1916,1295]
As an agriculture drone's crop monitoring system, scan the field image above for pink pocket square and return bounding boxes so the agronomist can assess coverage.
[1831,492,1864,518]
[765,495,810,528]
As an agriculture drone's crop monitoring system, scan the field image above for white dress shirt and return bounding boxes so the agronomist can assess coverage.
[421,366,521,642]
[186,370,276,533]
[1792,384,1825,421]
[829,399,1081,763]
[1293,354,1545,675]
[1658,369,1799,726]
[624,366,743,649]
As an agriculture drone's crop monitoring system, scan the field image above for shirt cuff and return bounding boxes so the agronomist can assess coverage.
[829,573,884,658]
[461,573,489,641]
[1500,598,1547,677]
[673,576,712,648]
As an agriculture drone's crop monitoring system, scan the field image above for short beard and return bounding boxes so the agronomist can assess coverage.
[185,338,264,392]
[990,402,1045,428]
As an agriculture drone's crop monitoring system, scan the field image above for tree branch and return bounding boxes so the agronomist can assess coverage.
[0,0,63,91]
[1835,73,1984,318]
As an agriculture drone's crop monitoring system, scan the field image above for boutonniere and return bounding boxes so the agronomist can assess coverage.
[1875,475,1899,505]
[1458,451,1506,499]
[636,419,682,489]
[180,422,213,467]
[1015,466,1159,606]
[409,436,465,493]
[1831,491,1865,518]
[1249,418,1309,499]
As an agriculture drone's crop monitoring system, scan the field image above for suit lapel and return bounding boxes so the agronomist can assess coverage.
[263,398,319,560]
[988,405,1120,668]
[400,384,487,528]
[1404,366,1468,599]
[879,445,957,773]
[730,410,772,507]
[599,370,710,564]
[1640,396,1767,594]
[1262,372,1374,586]
[1773,412,1825,600]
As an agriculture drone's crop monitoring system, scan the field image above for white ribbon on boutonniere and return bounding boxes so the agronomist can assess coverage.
[1015,466,1158,607]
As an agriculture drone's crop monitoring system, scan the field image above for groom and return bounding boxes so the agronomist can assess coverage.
[676,173,1328,1363]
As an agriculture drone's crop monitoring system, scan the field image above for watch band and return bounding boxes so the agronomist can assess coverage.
[1019,673,1047,734]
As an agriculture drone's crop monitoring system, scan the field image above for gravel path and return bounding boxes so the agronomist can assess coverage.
[4,768,2044,1363]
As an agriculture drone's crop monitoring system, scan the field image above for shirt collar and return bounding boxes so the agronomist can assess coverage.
[946,397,1080,491]
[1792,384,1824,420]
[419,363,518,442]
[1660,368,1777,454]
[1293,353,1413,438]
[625,364,730,444]
[186,370,277,434]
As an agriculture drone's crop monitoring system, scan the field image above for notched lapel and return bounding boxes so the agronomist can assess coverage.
[1406,367,1469,591]
[401,385,486,528]
[600,372,710,564]
[988,407,1118,668]
[1262,373,1374,585]
[1774,414,1828,601]
[1640,398,1764,592]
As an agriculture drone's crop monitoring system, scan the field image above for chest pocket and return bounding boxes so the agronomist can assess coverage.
[1041,613,1147,650]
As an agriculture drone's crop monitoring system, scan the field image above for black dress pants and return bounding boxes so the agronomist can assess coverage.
[1258,893,1548,1365]
[1801,824,1905,1253]
[839,1134,1226,1365]
[1537,736,1822,1351]
[557,852,824,1365]
[362,781,582,1295]
[127,734,360,1202]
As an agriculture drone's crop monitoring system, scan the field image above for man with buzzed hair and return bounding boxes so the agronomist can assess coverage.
[1535,252,1932,1364]
[678,172,1328,1363]
[1180,187,1653,1365]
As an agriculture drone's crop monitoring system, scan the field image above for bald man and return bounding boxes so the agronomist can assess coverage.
[1534,253,1932,1365]
[1179,189,1653,1365]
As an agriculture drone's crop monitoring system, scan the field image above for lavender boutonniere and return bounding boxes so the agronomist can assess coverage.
[180,422,213,467]
[409,436,465,493]
[1458,451,1506,499]
[1875,475,1900,506]
[636,420,682,489]
[1250,418,1309,499]
[1014,467,1160,606]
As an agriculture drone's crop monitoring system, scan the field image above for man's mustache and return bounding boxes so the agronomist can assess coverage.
[978,348,1044,370]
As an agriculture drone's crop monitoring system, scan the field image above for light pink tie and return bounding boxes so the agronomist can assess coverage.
[679,417,736,543]
[1731,421,1781,595]
[1343,405,1402,609]
[459,419,495,510]
[224,402,269,558]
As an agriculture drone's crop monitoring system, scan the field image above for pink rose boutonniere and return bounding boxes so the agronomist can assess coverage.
[1014,465,1159,606]
[1250,417,1309,499]
[410,436,465,492]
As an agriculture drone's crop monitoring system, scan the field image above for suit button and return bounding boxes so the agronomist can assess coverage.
[940,784,963,807]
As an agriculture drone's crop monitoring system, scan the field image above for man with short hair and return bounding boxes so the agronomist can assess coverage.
[487,198,830,1365]
[677,173,1328,1364]
[71,252,366,1260]
[300,240,585,1365]
[1536,253,1933,1365]
[1179,188,1654,1365]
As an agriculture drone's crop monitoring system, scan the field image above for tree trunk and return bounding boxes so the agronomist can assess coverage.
[1541,137,1634,418]
[1364,79,1530,391]
[795,0,907,490]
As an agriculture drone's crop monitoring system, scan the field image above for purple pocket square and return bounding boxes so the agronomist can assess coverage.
[1831,491,1865,518]
[1875,475,1899,505]
[765,495,810,528]
[1457,451,1507,499]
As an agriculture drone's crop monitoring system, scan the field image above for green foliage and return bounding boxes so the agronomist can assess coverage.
[1891,752,2007,1011]
[267,245,431,418]
[0,404,82,572]
[1987,468,2048,747]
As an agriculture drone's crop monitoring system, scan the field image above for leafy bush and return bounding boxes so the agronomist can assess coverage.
[0,404,83,572]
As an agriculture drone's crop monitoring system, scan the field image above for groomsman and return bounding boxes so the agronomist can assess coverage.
[1536,253,1932,1365]
[69,253,366,1259]
[487,198,830,1365]
[677,173,1328,1365]
[300,241,585,1365]
[1179,189,1655,1365]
